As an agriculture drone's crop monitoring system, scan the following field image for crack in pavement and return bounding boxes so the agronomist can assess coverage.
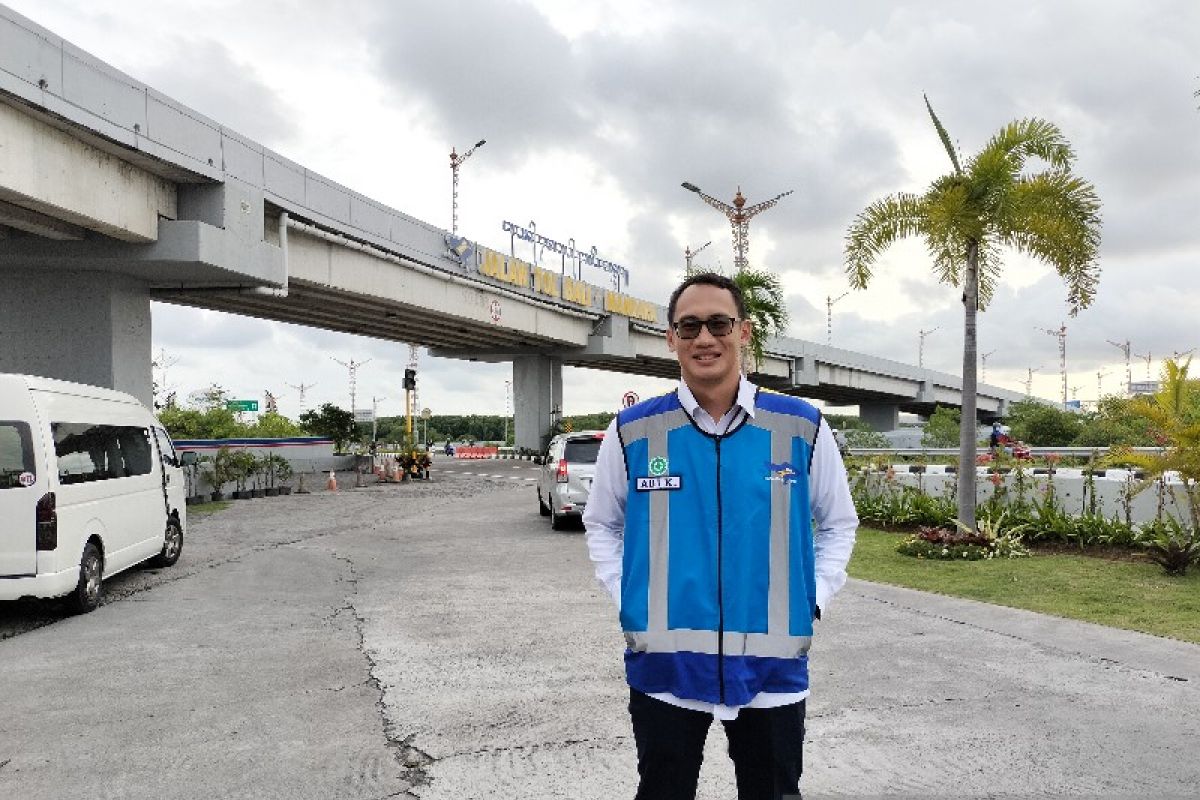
[328,550,428,799]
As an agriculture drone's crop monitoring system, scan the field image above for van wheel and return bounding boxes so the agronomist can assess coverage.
[551,507,567,531]
[151,520,183,568]
[538,491,551,517]
[69,543,103,614]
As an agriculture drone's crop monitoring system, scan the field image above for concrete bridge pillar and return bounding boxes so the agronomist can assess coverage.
[859,402,900,432]
[0,270,153,406]
[512,355,562,453]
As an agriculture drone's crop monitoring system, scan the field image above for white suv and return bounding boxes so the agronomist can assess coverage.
[536,431,604,530]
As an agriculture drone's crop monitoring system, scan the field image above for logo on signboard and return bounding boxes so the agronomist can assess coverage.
[444,233,475,265]
[18,472,35,487]
[622,391,640,408]
[488,299,502,323]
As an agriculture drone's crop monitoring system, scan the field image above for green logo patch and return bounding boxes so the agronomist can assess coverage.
[649,456,668,476]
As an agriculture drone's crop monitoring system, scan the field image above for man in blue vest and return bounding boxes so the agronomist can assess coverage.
[585,272,858,800]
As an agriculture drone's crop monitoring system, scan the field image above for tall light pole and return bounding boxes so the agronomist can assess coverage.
[332,358,371,414]
[1106,339,1132,395]
[980,350,996,384]
[1023,366,1042,397]
[286,381,317,415]
[503,380,512,445]
[1041,323,1067,409]
[371,396,385,446]
[1096,369,1108,403]
[681,182,792,272]
[1135,350,1153,379]
[684,240,712,273]
[826,292,849,346]
[449,139,486,235]
[918,326,939,368]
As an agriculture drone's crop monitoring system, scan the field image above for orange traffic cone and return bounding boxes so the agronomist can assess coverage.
[326,470,338,492]
[392,462,403,482]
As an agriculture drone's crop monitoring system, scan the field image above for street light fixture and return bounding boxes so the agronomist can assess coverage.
[1106,339,1132,396]
[826,292,849,346]
[918,326,939,368]
[681,182,793,272]
[684,241,712,273]
[980,350,996,384]
[1023,366,1042,397]
[450,139,486,235]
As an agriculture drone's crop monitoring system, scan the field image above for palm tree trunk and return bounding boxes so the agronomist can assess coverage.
[957,241,980,532]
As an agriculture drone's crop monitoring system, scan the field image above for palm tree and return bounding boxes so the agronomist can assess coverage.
[844,96,1102,531]
[685,264,789,373]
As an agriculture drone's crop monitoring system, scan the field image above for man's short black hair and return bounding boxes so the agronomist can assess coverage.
[667,272,747,324]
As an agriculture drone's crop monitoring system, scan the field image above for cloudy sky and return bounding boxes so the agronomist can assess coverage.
[9,0,1200,419]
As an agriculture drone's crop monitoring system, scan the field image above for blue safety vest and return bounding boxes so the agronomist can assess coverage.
[616,388,821,706]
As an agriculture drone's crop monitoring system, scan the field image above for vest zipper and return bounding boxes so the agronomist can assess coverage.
[715,436,725,705]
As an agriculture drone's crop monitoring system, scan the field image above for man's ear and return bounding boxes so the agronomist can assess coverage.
[666,327,678,353]
[739,318,753,347]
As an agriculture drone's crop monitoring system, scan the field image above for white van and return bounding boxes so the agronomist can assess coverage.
[0,374,193,613]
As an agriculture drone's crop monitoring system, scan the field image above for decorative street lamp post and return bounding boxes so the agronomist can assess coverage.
[449,139,486,235]
[681,182,792,272]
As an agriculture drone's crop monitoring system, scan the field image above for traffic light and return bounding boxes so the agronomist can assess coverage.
[403,369,417,391]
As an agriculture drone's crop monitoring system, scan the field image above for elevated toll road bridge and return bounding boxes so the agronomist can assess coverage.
[0,6,1023,449]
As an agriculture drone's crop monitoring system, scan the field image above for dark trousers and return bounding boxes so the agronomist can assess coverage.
[628,688,805,800]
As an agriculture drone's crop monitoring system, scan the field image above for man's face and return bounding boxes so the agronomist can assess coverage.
[667,283,751,390]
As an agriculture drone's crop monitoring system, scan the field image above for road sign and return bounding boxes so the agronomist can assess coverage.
[226,400,259,412]
[353,409,375,423]
[622,391,640,409]
[421,408,432,419]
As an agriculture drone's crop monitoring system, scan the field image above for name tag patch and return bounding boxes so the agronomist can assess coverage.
[636,476,682,491]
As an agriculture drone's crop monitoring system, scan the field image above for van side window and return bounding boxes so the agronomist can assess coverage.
[53,423,154,484]
[152,426,178,468]
[0,421,35,490]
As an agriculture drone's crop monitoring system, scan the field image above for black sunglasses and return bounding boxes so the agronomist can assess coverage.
[672,316,739,339]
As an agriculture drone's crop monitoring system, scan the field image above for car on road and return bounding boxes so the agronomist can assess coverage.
[536,430,604,530]
[0,373,194,613]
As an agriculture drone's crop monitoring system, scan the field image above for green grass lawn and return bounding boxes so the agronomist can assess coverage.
[849,527,1200,644]
[187,500,232,518]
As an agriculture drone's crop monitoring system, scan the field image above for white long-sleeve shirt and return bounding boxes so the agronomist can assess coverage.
[583,376,859,719]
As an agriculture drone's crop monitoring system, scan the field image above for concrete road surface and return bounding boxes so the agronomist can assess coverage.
[2,458,1198,799]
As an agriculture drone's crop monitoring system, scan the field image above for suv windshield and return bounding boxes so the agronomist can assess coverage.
[563,439,602,464]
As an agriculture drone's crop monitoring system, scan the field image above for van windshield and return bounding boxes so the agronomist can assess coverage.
[0,421,35,490]
[564,439,602,464]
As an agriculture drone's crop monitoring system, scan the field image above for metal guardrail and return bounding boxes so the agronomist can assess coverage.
[847,446,1165,457]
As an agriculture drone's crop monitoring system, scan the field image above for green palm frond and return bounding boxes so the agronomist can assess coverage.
[1003,170,1102,314]
[733,267,789,371]
[844,193,925,288]
[982,117,1074,172]
[924,94,962,174]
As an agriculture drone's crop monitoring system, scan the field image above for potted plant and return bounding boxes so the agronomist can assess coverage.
[271,455,294,495]
[250,453,267,498]
[204,447,236,501]
[183,453,208,505]
[229,450,257,499]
